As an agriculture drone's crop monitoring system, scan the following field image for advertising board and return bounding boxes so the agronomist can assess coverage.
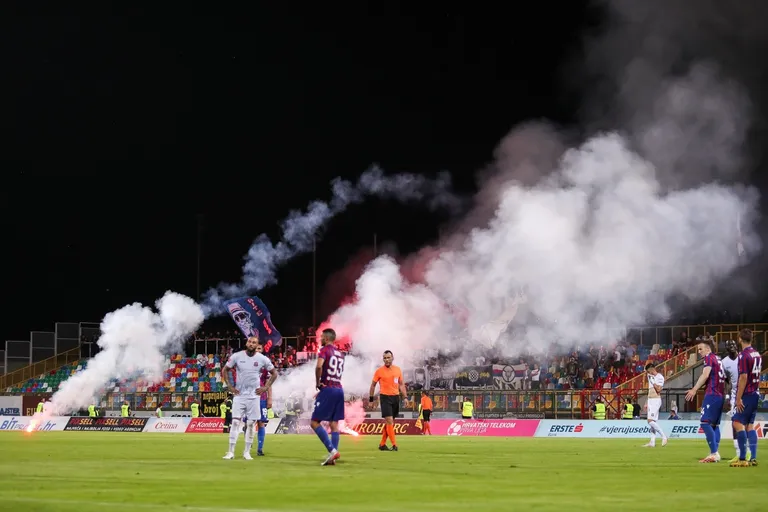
[0,396,23,416]
[535,420,705,439]
[430,419,540,437]
[200,392,228,417]
[144,417,191,433]
[22,395,51,416]
[720,421,768,440]
[63,417,148,432]
[0,415,67,432]
[186,417,224,433]
[276,418,423,435]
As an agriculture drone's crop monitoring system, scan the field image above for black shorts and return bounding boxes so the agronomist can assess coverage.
[422,410,431,422]
[224,414,232,427]
[380,394,400,418]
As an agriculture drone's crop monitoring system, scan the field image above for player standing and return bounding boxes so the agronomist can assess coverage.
[255,342,272,456]
[721,339,750,462]
[685,339,725,462]
[221,336,278,460]
[642,363,668,447]
[730,328,762,467]
[369,350,407,451]
[311,328,345,466]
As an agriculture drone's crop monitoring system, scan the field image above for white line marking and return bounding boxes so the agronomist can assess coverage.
[2,497,298,512]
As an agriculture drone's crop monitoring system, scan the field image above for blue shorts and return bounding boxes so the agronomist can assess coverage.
[733,394,759,426]
[260,399,268,424]
[700,395,724,426]
[311,387,345,422]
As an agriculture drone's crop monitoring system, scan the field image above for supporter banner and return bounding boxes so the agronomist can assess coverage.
[279,419,423,436]
[144,417,191,433]
[452,366,493,390]
[63,417,148,432]
[535,420,705,439]
[0,416,67,432]
[186,417,224,433]
[430,419,540,437]
[0,396,22,416]
[721,421,768,440]
[201,392,228,418]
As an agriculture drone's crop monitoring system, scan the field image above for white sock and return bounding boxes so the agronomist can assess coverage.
[734,439,740,457]
[244,420,255,452]
[228,419,241,452]
[649,421,665,439]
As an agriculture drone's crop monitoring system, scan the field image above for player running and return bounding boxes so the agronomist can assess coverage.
[311,328,345,466]
[730,328,762,467]
[369,350,407,451]
[685,339,725,463]
[721,339,750,462]
[255,342,272,456]
[221,336,278,460]
[642,363,668,447]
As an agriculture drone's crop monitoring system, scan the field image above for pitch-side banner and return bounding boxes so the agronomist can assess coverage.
[720,421,768,440]
[0,397,22,416]
[535,419,706,439]
[0,416,68,432]
[63,417,148,432]
[144,417,191,433]
[430,419,540,437]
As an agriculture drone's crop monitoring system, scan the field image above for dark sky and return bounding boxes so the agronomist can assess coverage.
[3,4,617,343]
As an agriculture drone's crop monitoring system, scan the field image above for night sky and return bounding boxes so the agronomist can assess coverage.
[5,4,765,347]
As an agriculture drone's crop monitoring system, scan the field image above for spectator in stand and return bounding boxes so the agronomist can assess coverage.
[530,363,541,390]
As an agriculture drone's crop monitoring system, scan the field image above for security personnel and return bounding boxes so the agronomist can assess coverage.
[461,396,474,420]
[281,393,301,434]
[221,394,233,433]
[267,407,274,420]
[190,400,200,418]
[592,396,606,420]
[121,401,131,417]
[622,398,634,419]
[36,399,44,414]
[88,404,97,417]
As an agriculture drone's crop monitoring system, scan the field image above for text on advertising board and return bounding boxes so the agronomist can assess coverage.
[430,419,540,437]
[145,418,191,433]
[534,420,706,438]
[64,417,148,432]
[0,416,62,432]
[185,417,224,433]
[201,392,228,417]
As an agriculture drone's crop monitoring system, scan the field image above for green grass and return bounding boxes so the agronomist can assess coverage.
[0,433,764,512]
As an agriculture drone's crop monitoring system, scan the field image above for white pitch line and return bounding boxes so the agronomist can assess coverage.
[2,497,302,512]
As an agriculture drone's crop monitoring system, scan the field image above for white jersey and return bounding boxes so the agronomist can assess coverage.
[225,351,274,399]
[722,355,739,406]
[647,373,664,399]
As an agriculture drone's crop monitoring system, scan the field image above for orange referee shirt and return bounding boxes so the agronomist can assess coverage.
[420,395,433,411]
[373,365,403,395]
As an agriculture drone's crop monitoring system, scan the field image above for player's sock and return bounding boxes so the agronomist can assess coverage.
[244,421,255,452]
[733,439,741,458]
[425,422,431,435]
[380,429,389,447]
[713,425,721,452]
[747,430,757,459]
[700,423,716,454]
[228,419,241,453]
[387,424,398,447]
[649,420,666,440]
[314,425,334,452]
[331,431,340,450]
[736,430,748,460]
[257,426,266,452]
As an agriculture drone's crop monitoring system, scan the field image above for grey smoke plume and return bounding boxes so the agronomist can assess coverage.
[43,292,204,416]
[201,166,462,315]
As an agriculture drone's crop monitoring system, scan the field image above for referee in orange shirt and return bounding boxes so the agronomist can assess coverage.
[369,350,407,451]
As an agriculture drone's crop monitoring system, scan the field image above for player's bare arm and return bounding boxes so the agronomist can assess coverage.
[315,355,326,389]
[735,373,747,412]
[368,380,377,402]
[267,387,273,409]
[685,366,711,401]
[222,366,239,395]
[256,367,279,395]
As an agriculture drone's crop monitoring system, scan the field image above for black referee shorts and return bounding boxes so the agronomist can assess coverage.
[380,394,400,418]
[422,410,431,422]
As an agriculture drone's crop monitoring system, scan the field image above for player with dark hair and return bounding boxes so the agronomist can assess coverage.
[722,338,749,462]
[311,328,345,466]
[643,363,668,447]
[685,339,725,463]
[370,350,407,451]
[730,328,762,467]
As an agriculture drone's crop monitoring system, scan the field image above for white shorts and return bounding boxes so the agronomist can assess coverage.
[647,398,661,421]
[232,396,261,422]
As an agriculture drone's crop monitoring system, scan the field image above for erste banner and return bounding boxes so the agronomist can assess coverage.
[0,416,67,432]
[430,419,540,437]
[535,419,706,439]
[720,421,768,440]
[144,417,191,433]
[64,417,148,432]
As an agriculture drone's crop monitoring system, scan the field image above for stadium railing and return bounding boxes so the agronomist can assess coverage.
[625,322,768,348]
[616,345,698,392]
[0,347,80,391]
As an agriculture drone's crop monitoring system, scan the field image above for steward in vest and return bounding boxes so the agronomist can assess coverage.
[88,404,97,417]
[461,397,474,419]
[190,401,200,418]
[121,401,131,417]
[36,400,44,413]
[221,394,233,434]
[592,397,606,420]
[622,398,634,419]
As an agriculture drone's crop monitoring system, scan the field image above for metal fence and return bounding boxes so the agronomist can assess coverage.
[0,348,80,391]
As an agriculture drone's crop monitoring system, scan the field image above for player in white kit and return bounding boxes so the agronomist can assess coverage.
[221,336,278,460]
[721,339,749,463]
[643,363,668,447]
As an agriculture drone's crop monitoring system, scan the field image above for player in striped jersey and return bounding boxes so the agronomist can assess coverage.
[685,339,725,463]
[721,339,750,463]
[730,328,762,467]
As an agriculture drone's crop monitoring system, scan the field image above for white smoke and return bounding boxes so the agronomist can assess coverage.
[44,292,204,416]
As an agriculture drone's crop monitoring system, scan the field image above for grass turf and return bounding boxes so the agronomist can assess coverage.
[0,432,764,512]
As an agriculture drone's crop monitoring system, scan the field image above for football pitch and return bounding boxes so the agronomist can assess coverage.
[0,433,764,512]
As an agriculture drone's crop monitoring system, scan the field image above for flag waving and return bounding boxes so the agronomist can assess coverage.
[223,296,282,353]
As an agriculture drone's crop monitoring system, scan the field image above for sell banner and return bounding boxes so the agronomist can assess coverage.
[721,421,768,440]
[186,417,224,433]
[63,417,148,432]
[535,419,705,439]
[144,417,191,433]
[430,419,540,437]
[0,416,67,432]
[0,396,23,416]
